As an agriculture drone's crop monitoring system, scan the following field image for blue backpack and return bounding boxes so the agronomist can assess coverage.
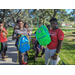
[17,35,30,53]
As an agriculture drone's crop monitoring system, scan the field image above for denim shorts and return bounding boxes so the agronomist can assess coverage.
[0,42,7,54]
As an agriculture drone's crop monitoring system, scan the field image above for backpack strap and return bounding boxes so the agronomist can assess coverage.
[41,26,49,35]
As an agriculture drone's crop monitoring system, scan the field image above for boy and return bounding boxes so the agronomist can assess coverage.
[45,18,64,65]
[0,21,8,61]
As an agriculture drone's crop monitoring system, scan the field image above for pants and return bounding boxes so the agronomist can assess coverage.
[0,42,7,54]
[33,46,45,57]
[19,51,28,64]
[45,47,60,65]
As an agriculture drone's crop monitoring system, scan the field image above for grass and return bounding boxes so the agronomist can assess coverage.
[28,27,75,65]
[7,28,13,38]
[6,27,75,65]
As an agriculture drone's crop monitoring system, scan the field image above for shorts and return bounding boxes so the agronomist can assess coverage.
[0,42,7,54]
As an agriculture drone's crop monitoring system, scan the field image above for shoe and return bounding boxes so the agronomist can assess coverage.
[2,58,7,61]
[41,53,43,58]
[22,61,28,65]
[4,55,9,58]
[35,57,38,60]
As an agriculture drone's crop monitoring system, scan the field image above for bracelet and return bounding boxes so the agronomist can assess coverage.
[55,53,58,55]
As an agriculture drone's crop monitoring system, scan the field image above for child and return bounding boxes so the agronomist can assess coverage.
[24,22,30,36]
[12,19,28,65]
[24,22,30,54]
[32,35,45,60]
[0,21,8,61]
[45,18,64,65]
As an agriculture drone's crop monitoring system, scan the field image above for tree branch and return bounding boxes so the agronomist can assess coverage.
[8,10,16,23]
[53,9,57,18]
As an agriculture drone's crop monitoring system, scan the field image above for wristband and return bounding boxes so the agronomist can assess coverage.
[55,53,58,55]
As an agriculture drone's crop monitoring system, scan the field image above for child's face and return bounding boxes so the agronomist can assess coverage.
[0,23,3,28]
[18,22,23,28]
[50,21,57,29]
[25,25,28,28]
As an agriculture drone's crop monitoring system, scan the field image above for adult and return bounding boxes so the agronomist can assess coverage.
[12,19,28,65]
[45,18,64,65]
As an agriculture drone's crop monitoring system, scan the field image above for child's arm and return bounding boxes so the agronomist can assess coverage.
[0,28,8,35]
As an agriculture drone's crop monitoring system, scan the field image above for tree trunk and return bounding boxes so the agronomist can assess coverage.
[43,18,44,25]
[3,10,8,30]
[53,9,57,18]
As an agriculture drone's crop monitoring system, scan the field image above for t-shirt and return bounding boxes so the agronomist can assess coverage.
[0,28,7,42]
[12,28,28,42]
[47,28,64,49]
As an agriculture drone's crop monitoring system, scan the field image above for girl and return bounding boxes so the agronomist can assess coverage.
[12,19,29,65]
[32,33,45,60]
[0,21,8,61]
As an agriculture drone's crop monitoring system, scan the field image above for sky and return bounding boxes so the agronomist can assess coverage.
[65,9,73,14]
[29,9,73,18]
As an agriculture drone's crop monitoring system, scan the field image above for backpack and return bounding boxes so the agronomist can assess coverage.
[35,25,51,46]
[17,34,30,53]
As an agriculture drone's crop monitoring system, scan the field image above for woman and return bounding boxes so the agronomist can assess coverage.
[12,19,28,65]
[45,18,64,65]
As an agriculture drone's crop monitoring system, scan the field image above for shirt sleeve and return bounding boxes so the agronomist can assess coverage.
[24,28,28,36]
[12,30,17,37]
[58,29,64,40]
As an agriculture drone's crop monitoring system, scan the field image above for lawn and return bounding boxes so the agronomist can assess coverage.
[7,27,14,38]
[28,27,75,65]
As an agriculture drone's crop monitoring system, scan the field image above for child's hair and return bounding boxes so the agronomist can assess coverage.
[34,31,36,34]
[47,25,50,28]
[50,18,57,23]
[0,21,4,25]
[24,22,28,27]
[37,41,39,45]
[16,19,23,23]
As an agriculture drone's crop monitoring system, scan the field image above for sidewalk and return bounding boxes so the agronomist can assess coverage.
[0,26,33,65]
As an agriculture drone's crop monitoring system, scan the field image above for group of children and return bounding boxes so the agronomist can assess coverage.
[0,18,64,65]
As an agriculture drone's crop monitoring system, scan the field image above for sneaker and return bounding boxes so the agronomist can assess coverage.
[22,61,28,65]
[41,53,43,58]
[35,57,37,60]
[4,55,9,58]
[2,58,7,61]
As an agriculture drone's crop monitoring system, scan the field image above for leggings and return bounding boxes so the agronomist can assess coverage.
[33,45,45,57]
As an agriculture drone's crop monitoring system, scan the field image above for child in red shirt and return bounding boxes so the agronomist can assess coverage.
[0,21,8,61]
[45,18,64,65]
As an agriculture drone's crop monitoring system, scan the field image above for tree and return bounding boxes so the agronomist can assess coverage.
[31,9,68,27]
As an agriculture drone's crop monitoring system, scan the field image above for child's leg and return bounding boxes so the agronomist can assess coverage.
[1,43,5,59]
[41,47,45,55]
[35,47,40,58]
[24,52,28,63]
[45,47,50,65]
[4,42,7,56]
[19,51,24,65]
[49,49,59,65]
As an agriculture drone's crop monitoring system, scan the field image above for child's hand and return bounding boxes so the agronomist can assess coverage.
[20,33,24,35]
